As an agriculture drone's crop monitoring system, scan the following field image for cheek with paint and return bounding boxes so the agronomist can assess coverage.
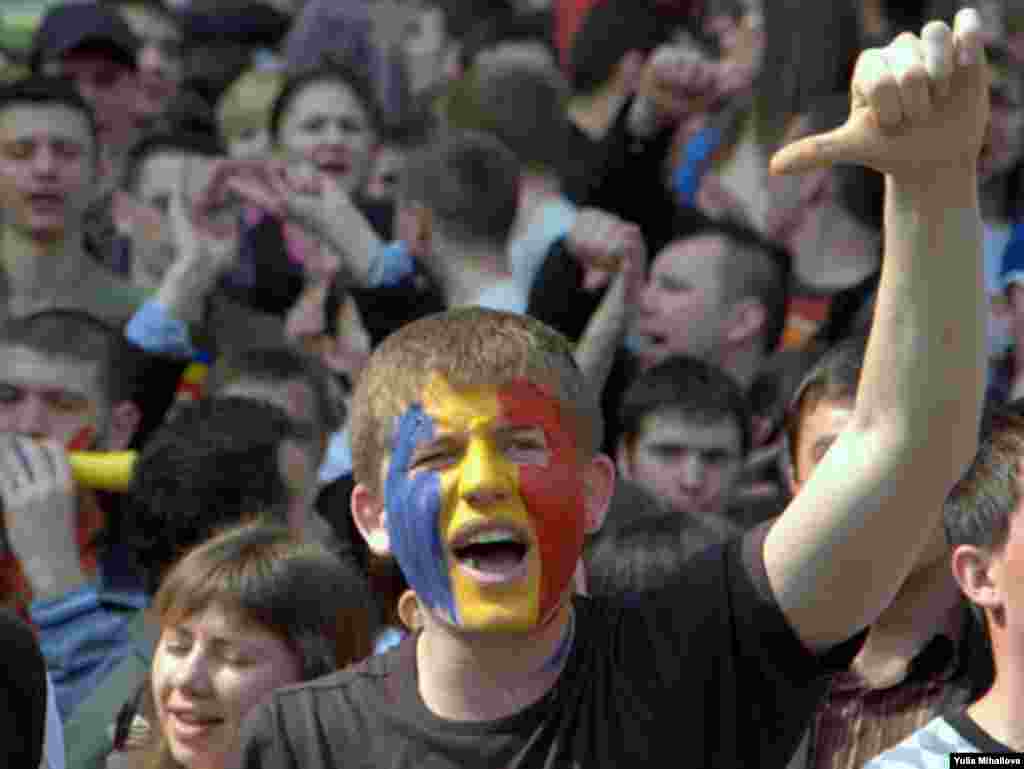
[67,425,98,451]
[384,405,456,623]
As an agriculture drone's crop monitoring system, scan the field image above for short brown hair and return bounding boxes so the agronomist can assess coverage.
[350,308,601,494]
[945,407,1024,558]
[153,522,376,678]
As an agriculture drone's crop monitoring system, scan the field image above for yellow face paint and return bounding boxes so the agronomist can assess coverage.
[422,374,542,632]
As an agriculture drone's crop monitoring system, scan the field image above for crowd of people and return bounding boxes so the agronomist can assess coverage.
[0,0,1020,767]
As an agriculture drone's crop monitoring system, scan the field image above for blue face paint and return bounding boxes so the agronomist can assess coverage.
[384,405,457,622]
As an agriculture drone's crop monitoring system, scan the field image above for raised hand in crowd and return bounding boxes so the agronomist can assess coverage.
[764,7,988,651]
[0,435,84,603]
[628,37,726,137]
[571,209,646,394]
[192,157,383,285]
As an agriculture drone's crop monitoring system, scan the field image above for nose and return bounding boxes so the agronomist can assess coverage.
[321,121,345,146]
[172,646,213,696]
[459,435,516,509]
[680,453,706,490]
[31,145,58,176]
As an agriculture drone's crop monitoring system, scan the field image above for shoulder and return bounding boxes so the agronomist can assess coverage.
[866,717,976,769]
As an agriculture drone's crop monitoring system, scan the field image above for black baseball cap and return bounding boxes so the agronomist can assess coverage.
[30,3,139,73]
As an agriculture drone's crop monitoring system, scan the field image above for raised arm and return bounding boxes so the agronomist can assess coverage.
[763,9,989,652]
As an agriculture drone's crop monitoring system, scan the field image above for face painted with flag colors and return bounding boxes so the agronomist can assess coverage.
[383,374,586,633]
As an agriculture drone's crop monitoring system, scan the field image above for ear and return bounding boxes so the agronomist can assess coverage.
[397,589,421,631]
[412,205,433,260]
[951,544,1001,616]
[725,297,767,346]
[106,401,142,450]
[351,482,391,556]
[582,453,616,535]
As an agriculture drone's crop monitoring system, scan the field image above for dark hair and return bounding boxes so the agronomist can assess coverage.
[586,508,735,598]
[445,56,570,176]
[208,346,343,437]
[680,213,792,355]
[432,0,515,41]
[814,271,880,346]
[119,130,223,195]
[458,10,557,72]
[140,86,218,138]
[754,0,860,147]
[121,397,316,594]
[619,355,753,458]
[0,75,98,153]
[0,309,126,406]
[377,104,438,150]
[269,61,384,145]
[783,334,867,478]
[945,407,1024,558]
[568,0,673,94]
[400,129,521,249]
[749,345,827,437]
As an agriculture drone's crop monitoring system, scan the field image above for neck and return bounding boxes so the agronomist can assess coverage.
[1,223,91,308]
[851,554,962,688]
[969,645,1024,751]
[568,83,629,142]
[416,602,573,722]
[793,207,881,291]
[433,242,510,308]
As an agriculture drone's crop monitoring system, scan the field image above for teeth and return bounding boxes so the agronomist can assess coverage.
[465,530,520,547]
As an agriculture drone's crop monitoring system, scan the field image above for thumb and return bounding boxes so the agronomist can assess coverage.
[769,110,875,176]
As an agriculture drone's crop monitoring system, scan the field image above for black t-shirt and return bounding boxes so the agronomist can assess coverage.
[0,609,47,769]
[239,525,863,768]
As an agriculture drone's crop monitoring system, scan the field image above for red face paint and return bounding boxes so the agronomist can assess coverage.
[497,380,586,621]
[67,425,97,452]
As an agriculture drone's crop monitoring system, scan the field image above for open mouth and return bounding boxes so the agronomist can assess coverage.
[317,161,351,177]
[449,526,530,583]
[168,710,224,739]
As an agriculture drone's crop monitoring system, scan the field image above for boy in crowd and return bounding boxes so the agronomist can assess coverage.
[784,337,992,769]
[29,2,142,177]
[0,309,150,716]
[616,355,751,526]
[868,406,1024,764]
[238,13,991,766]
[0,76,149,323]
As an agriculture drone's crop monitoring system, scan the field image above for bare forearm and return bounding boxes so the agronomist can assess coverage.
[155,253,220,324]
[574,278,629,401]
[317,201,383,287]
[856,169,985,457]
